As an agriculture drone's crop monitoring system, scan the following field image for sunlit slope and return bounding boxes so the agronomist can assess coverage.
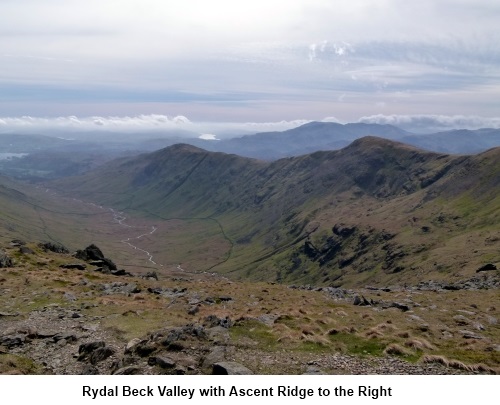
[0,176,105,247]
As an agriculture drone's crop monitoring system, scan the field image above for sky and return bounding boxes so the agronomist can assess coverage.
[1,0,499,136]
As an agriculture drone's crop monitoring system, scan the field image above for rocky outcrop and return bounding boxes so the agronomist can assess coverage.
[477,264,497,273]
[39,242,69,254]
[72,244,133,275]
[60,263,87,270]
[75,244,117,270]
[0,251,13,268]
[415,275,500,291]
[333,223,357,238]
[19,246,34,255]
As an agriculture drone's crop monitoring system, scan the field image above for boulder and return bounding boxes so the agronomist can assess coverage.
[143,271,159,280]
[148,356,176,369]
[125,338,142,354]
[204,315,233,329]
[303,366,325,375]
[113,366,141,375]
[52,332,77,343]
[102,282,140,295]
[353,295,371,306]
[0,311,19,317]
[60,263,87,270]
[390,302,410,312]
[0,251,13,268]
[78,341,106,360]
[212,361,253,375]
[134,341,157,357]
[188,306,200,315]
[477,263,497,273]
[333,223,356,238]
[75,244,105,261]
[38,242,69,254]
[79,365,99,375]
[10,239,26,246]
[89,347,116,365]
[19,246,34,255]
[201,346,226,369]
[0,334,26,348]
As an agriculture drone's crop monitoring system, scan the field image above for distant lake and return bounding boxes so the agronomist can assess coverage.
[0,153,28,161]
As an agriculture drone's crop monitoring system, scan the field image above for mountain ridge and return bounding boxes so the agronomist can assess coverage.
[48,136,499,287]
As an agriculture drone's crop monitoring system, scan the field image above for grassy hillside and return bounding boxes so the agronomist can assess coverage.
[1,242,498,374]
[1,139,498,375]
[49,137,500,287]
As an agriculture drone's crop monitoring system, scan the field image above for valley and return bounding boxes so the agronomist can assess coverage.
[1,136,499,375]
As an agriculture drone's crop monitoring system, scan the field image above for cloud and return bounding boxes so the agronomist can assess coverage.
[0,114,312,138]
[1,113,499,139]
[199,134,220,140]
[359,114,500,133]
[0,1,499,121]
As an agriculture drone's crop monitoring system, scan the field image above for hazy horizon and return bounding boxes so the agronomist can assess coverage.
[1,114,500,141]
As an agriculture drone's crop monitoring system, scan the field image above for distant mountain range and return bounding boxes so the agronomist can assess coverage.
[2,122,499,181]
[141,122,500,158]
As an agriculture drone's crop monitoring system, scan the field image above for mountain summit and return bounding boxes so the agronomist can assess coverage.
[50,137,500,287]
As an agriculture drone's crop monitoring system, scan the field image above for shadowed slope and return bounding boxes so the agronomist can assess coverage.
[49,138,500,286]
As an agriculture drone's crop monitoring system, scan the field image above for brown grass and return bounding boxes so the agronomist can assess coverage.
[421,355,498,374]
[405,338,435,351]
[384,343,413,357]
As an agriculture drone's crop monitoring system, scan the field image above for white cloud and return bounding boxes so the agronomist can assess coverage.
[359,114,500,133]
[0,114,312,138]
[199,134,220,140]
[0,1,499,120]
[1,113,499,138]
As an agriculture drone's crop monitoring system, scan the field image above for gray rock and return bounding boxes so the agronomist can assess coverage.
[204,315,233,328]
[134,341,157,357]
[476,263,497,272]
[0,311,19,317]
[89,347,116,364]
[60,263,87,270]
[353,295,371,306]
[10,239,26,246]
[63,292,77,302]
[460,330,484,339]
[143,272,158,280]
[125,338,142,354]
[39,242,69,254]
[0,334,26,348]
[303,366,325,375]
[188,305,200,315]
[79,365,99,375]
[52,332,77,343]
[256,314,279,326]
[206,326,230,344]
[212,361,253,375]
[0,251,13,268]
[19,246,34,255]
[76,244,117,270]
[78,341,106,360]
[102,282,140,295]
[113,366,141,375]
[202,346,226,369]
[149,356,176,369]
[453,315,471,326]
[390,302,410,312]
